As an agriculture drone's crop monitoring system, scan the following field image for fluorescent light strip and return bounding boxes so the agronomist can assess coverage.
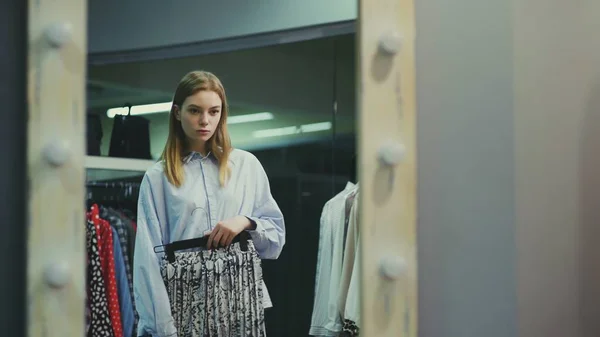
[107,102,172,118]
[252,122,332,138]
[253,126,298,138]
[228,112,273,124]
[106,102,274,125]
[300,122,333,133]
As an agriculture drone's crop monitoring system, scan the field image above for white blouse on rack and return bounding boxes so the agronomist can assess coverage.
[309,182,359,336]
[133,149,286,337]
[337,193,360,326]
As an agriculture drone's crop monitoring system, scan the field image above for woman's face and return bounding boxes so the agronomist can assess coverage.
[175,90,222,152]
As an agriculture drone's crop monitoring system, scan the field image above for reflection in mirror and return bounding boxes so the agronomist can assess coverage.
[85,33,358,337]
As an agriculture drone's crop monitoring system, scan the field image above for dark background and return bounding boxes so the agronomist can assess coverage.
[0,0,28,334]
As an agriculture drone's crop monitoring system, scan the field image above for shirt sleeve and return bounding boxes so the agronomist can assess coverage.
[309,202,343,336]
[339,195,361,326]
[245,156,286,260]
[133,173,178,337]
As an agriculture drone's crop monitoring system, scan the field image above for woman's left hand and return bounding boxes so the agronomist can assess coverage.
[206,215,253,249]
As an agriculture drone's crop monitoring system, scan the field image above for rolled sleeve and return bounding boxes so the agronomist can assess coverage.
[246,157,286,259]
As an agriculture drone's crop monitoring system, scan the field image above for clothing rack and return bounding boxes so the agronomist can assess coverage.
[86,203,138,337]
[86,181,141,188]
[86,181,141,205]
[85,157,147,337]
[310,182,360,337]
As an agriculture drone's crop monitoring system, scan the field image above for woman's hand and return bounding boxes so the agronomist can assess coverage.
[206,215,254,249]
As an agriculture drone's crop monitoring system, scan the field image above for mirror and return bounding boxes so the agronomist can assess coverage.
[84,10,359,337]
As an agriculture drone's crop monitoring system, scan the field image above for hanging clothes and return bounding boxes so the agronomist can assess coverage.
[341,320,360,337]
[337,192,360,336]
[86,184,141,337]
[100,206,135,292]
[309,182,358,336]
[108,115,152,159]
[86,218,115,337]
[108,114,152,159]
[90,204,124,337]
[160,239,267,337]
[112,226,135,337]
[100,205,138,333]
[86,112,103,156]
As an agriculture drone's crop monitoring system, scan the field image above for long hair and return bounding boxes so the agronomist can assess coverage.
[161,70,232,187]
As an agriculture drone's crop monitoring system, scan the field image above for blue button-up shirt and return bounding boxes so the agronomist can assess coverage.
[133,149,286,337]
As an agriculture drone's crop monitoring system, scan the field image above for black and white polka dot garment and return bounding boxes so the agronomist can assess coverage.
[87,219,115,337]
[340,319,359,337]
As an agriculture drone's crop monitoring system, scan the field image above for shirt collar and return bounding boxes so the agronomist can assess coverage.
[183,151,212,164]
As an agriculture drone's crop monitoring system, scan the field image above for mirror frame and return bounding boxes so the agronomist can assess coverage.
[27,1,88,336]
[357,0,418,335]
[25,1,418,337]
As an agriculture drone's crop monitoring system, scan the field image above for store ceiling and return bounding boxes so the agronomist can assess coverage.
[86,35,356,155]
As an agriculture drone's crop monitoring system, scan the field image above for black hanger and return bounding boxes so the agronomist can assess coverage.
[86,181,140,211]
[154,231,250,263]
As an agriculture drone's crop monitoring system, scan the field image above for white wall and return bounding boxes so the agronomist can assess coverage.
[87,0,356,53]
[513,1,600,337]
[415,0,518,336]
[416,0,600,336]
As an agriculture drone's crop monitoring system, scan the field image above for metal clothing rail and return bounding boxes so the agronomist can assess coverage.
[86,181,142,202]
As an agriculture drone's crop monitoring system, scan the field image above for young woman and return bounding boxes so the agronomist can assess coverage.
[133,70,286,337]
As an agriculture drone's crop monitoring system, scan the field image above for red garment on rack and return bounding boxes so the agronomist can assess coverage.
[89,204,124,337]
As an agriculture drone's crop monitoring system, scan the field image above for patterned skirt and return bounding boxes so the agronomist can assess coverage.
[160,241,266,337]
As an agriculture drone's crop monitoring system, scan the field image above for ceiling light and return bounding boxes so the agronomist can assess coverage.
[299,122,333,133]
[253,126,298,138]
[106,102,274,124]
[107,102,172,118]
[253,121,332,138]
[228,112,273,124]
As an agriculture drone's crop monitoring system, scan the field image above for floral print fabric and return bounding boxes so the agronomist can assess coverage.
[160,241,266,337]
[340,319,359,337]
[86,219,115,337]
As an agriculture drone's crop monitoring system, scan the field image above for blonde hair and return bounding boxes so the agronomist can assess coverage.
[160,70,232,187]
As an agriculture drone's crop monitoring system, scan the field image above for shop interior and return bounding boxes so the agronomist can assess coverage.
[84,33,360,337]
